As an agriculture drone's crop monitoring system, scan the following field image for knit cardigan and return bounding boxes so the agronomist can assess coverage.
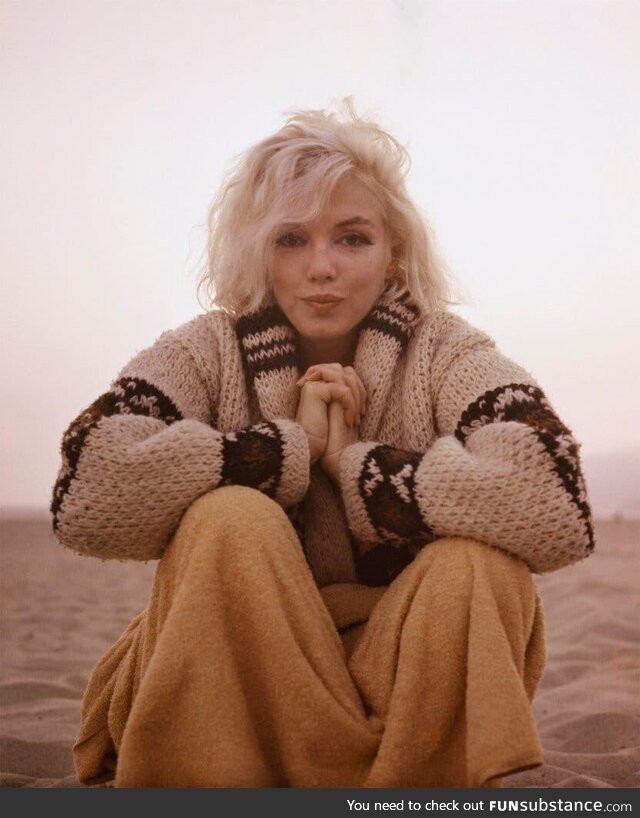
[51,290,594,586]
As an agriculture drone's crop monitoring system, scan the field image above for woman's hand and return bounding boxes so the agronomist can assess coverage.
[297,364,367,420]
[321,401,359,482]
[295,364,366,473]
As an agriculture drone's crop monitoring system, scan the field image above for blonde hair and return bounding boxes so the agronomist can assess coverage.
[197,100,454,315]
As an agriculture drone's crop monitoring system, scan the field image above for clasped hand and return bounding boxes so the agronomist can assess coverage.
[295,364,367,482]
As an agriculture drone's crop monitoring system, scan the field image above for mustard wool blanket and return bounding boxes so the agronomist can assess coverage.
[73,487,546,788]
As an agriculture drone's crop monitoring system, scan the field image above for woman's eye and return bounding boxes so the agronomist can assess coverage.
[275,232,304,248]
[340,232,372,247]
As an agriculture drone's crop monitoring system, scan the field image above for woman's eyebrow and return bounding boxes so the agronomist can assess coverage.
[335,217,375,228]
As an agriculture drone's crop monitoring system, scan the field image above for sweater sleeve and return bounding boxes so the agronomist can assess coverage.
[51,317,309,561]
[338,318,594,578]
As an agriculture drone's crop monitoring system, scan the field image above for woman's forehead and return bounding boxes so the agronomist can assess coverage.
[280,176,385,228]
[327,176,383,214]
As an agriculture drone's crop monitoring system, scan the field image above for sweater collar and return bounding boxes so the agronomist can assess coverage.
[235,286,420,438]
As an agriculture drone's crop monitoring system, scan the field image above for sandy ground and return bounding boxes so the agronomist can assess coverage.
[1,518,638,788]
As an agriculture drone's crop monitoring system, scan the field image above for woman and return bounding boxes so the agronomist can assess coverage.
[51,104,593,788]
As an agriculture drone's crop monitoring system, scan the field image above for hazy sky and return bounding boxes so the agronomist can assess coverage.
[1,0,639,509]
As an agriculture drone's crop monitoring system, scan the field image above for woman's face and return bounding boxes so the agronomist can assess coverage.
[271,176,393,364]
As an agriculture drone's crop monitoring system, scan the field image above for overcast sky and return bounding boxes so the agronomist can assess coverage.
[1,0,639,510]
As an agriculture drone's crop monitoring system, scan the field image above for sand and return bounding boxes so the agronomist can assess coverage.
[1,517,638,788]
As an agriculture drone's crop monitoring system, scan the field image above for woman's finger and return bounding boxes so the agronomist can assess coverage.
[323,382,358,428]
[296,363,344,387]
[299,380,357,427]
[342,366,367,418]
[297,364,366,420]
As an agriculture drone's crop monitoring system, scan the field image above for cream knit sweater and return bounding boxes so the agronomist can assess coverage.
[51,289,594,586]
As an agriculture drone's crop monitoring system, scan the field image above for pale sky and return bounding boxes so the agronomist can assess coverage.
[1,0,639,510]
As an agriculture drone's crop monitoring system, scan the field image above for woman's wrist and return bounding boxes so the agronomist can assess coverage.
[320,449,341,482]
[305,430,325,464]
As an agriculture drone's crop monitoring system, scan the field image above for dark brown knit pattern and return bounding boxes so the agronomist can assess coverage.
[355,444,437,585]
[235,306,300,382]
[359,294,420,349]
[50,377,182,530]
[220,422,285,498]
[455,383,594,552]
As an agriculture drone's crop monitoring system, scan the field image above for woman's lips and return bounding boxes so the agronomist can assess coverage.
[301,295,343,304]
[301,296,344,312]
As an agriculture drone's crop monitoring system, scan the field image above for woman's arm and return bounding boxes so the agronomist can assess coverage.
[336,320,594,575]
[51,317,309,561]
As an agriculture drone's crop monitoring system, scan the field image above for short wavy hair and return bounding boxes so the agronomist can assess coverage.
[197,100,454,315]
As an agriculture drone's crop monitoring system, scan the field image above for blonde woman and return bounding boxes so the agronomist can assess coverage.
[51,103,593,788]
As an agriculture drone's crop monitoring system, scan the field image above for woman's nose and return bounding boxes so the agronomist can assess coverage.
[306,242,337,282]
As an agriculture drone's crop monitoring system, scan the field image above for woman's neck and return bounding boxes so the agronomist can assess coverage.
[299,331,358,369]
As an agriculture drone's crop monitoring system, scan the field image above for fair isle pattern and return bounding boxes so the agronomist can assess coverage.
[50,377,182,530]
[235,306,299,383]
[455,383,594,552]
[356,445,437,586]
[358,294,420,349]
[220,421,286,498]
[50,300,595,577]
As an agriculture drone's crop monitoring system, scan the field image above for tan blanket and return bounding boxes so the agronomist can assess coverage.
[73,486,545,787]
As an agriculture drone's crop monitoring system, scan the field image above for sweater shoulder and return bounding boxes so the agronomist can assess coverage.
[414,309,495,356]
[410,309,540,411]
[409,310,494,389]
[152,309,235,355]
[115,310,237,420]
[124,309,237,375]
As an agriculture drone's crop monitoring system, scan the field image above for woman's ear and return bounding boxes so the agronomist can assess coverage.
[385,255,399,282]
[386,240,403,281]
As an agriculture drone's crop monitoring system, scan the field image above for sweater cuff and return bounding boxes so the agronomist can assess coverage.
[221,419,309,508]
[339,441,435,545]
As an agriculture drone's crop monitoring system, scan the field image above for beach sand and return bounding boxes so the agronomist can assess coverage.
[1,517,638,788]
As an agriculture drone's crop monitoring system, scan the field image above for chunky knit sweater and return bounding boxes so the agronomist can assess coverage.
[51,290,594,586]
